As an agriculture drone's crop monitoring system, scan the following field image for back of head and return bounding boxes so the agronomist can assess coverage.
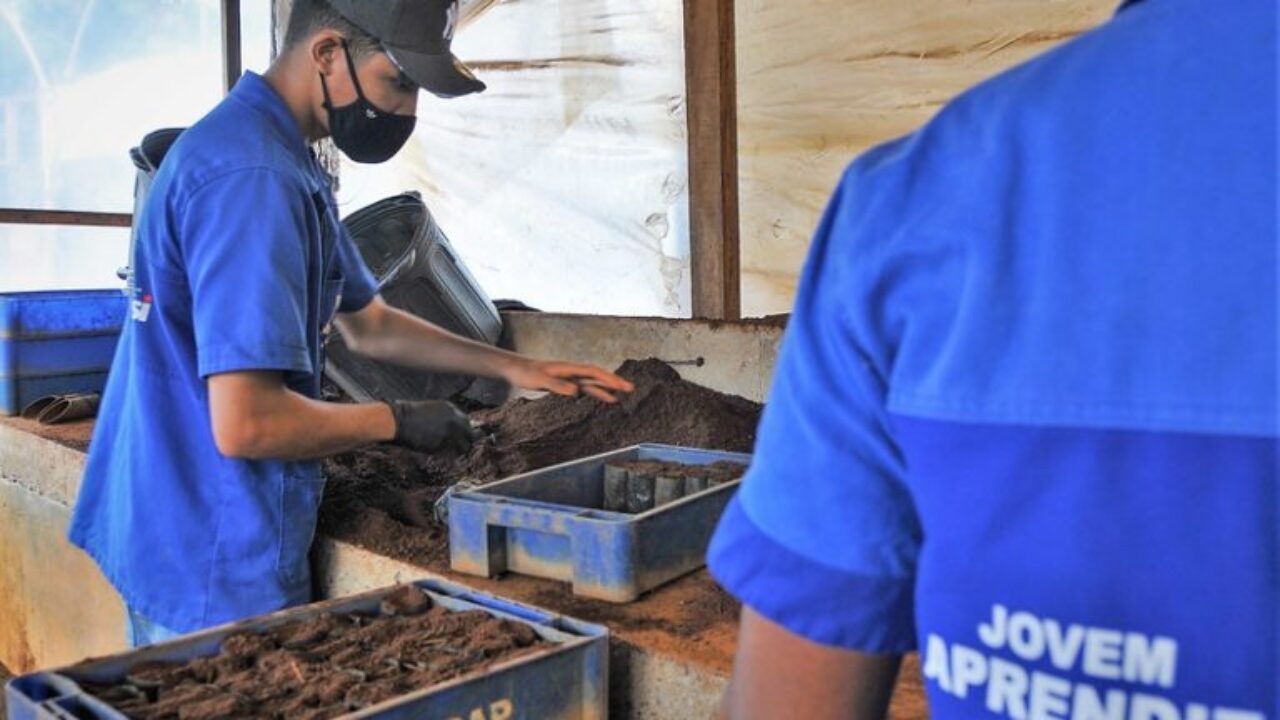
[283,0,381,61]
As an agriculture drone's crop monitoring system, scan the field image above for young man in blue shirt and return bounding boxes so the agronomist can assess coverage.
[709,0,1276,717]
[69,0,633,647]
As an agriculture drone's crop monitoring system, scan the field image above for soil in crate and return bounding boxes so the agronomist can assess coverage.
[81,586,546,720]
[319,358,762,570]
[604,458,748,512]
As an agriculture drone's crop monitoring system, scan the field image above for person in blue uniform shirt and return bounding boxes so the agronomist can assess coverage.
[708,0,1276,717]
[69,0,634,647]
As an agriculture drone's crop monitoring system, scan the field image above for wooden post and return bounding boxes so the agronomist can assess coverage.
[683,0,740,320]
[0,209,131,228]
[221,0,242,93]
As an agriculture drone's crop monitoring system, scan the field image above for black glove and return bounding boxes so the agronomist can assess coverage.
[387,400,477,453]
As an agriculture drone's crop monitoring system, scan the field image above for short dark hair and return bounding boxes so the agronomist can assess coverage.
[283,0,383,61]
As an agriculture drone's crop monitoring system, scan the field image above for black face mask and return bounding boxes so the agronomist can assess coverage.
[320,40,417,164]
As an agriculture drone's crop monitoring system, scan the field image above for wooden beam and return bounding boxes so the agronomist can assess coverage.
[683,0,740,320]
[221,0,242,93]
[0,209,131,228]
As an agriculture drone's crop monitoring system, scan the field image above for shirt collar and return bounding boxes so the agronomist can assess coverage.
[1117,0,1147,11]
[230,71,308,155]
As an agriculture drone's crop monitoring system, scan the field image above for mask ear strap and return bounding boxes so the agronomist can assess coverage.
[319,71,336,110]
[339,38,370,101]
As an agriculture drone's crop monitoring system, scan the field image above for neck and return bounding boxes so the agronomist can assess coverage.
[264,50,328,143]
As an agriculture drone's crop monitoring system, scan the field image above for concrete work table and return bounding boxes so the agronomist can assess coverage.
[0,311,929,717]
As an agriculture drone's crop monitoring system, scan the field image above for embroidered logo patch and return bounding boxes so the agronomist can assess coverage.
[131,292,153,322]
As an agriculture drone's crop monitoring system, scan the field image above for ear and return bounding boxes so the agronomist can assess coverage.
[309,30,345,76]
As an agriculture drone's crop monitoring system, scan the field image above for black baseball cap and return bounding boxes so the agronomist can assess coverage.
[328,0,485,98]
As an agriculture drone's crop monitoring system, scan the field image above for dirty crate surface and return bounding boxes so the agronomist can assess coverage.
[449,444,752,603]
[0,290,127,415]
[4,578,607,720]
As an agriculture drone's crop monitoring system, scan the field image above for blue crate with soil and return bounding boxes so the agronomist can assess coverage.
[5,579,607,720]
[448,445,750,602]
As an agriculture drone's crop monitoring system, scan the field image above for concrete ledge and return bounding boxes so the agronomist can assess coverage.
[502,313,783,403]
[0,475,126,672]
[0,420,87,507]
[0,424,122,672]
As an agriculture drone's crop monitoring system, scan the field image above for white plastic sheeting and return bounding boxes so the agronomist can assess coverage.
[0,0,274,292]
[336,0,692,317]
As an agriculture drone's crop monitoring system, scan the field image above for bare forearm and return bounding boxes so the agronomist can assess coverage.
[334,298,637,404]
[210,378,395,460]
[723,607,901,720]
[342,304,522,380]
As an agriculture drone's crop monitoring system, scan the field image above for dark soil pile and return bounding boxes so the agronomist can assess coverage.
[318,359,762,566]
[82,586,545,720]
[465,359,759,479]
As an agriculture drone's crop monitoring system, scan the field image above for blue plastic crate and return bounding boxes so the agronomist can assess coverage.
[0,290,127,416]
[449,444,752,603]
[4,578,608,720]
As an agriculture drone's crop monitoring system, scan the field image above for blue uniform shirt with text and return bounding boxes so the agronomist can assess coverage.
[708,0,1277,716]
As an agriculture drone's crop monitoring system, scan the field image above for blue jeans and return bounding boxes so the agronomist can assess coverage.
[124,608,183,648]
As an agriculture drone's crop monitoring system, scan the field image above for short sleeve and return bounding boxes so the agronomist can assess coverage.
[334,224,378,313]
[707,138,924,654]
[181,168,314,378]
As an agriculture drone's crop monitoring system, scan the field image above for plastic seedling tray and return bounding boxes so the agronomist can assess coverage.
[449,444,751,602]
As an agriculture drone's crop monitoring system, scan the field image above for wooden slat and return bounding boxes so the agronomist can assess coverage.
[683,0,741,320]
[0,209,131,228]
[735,0,1116,314]
[221,0,243,93]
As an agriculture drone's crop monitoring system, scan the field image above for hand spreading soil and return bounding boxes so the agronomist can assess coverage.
[318,359,762,568]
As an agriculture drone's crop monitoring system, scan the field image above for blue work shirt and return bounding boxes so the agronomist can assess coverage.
[69,72,378,633]
[709,0,1277,716]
